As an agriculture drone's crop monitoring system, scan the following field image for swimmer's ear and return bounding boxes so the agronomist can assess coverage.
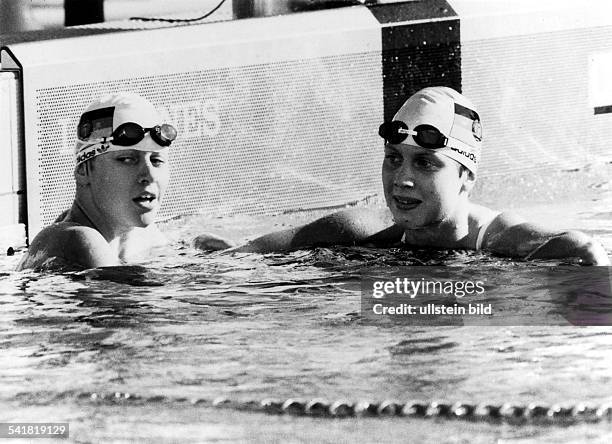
[74,162,91,185]
[460,168,476,194]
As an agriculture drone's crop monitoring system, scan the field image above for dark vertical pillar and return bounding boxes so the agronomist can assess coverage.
[232,0,255,19]
[367,0,461,121]
[64,0,104,26]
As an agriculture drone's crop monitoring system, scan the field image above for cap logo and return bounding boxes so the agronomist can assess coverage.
[98,142,110,154]
[450,147,477,163]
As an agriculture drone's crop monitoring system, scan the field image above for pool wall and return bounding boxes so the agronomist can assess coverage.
[1,0,611,249]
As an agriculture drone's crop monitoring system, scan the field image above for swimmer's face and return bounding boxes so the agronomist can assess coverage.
[382,142,468,229]
[87,143,169,229]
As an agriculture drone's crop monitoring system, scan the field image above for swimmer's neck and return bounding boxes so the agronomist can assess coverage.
[68,199,131,240]
[401,205,471,248]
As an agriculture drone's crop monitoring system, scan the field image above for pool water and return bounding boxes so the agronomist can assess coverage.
[0,164,611,443]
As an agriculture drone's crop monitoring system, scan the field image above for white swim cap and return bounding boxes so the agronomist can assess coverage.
[387,87,482,175]
[74,92,176,165]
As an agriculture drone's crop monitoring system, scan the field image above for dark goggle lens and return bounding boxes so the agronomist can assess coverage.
[112,122,146,146]
[151,124,177,147]
[378,121,409,145]
[412,124,447,149]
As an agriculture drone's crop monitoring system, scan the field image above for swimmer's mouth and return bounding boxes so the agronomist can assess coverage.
[133,192,157,205]
[393,196,421,210]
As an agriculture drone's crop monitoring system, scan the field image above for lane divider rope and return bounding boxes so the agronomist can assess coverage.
[74,392,612,424]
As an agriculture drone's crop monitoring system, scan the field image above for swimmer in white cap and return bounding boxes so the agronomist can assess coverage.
[18,92,177,270]
[202,87,608,265]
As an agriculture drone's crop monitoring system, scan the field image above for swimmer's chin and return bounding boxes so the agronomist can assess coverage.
[133,211,160,228]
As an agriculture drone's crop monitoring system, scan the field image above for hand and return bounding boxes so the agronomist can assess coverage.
[193,233,236,251]
[561,233,610,266]
[577,243,610,266]
[524,231,610,266]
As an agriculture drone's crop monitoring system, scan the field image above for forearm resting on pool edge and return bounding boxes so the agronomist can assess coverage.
[230,209,390,253]
[524,231,610,265]
[486,224,610,265]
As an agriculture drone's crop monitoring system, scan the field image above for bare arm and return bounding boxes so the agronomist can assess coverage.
[232,207,395,253]
[483,213,610,265]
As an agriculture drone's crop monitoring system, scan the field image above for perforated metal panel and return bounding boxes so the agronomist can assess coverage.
[460,20,612,176]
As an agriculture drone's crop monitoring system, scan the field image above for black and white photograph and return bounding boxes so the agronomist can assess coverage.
[1,0,611,442]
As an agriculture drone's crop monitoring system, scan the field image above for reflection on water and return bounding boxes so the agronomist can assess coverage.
[0,169,611,442]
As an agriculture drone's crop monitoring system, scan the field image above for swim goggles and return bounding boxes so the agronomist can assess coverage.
[78,121,177,147]
[378,121,450,149]
[379,102,481,149]
[77,106,177,147]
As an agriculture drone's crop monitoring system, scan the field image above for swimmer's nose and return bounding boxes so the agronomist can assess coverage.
[393,165,415,188]
[395,178,415,188]
[137,158,156,184]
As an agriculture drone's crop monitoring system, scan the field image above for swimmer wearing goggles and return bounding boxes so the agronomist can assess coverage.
[75,106,177,165]
[378,102,481,149]
[18,92,174,270]
[202,87,608,265]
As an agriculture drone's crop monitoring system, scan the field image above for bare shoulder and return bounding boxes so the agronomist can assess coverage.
[17,223,118,270]
[476,208,545,254]
[484,211,549,242]
[469,203,507,227]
